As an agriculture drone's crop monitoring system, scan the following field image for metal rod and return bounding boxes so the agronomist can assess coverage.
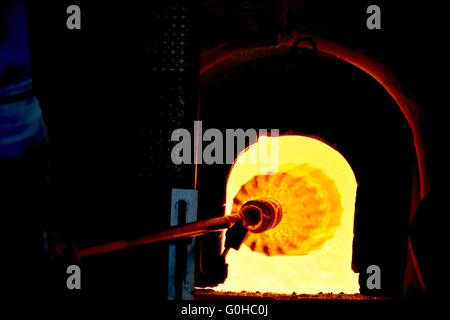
[78,214,242,258]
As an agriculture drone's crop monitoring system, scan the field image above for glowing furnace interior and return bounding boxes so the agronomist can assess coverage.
[217,135,359,294]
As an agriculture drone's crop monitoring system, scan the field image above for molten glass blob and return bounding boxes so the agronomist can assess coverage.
[234,164,343,256]
[217,135,359,294]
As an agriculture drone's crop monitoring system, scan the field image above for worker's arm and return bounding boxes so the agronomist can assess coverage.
[0,0,46,159]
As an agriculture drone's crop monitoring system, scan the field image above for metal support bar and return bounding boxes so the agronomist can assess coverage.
[168,188,198,300]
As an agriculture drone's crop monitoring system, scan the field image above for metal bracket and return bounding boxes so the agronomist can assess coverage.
[291,36,318,56]
[168,188,198,300]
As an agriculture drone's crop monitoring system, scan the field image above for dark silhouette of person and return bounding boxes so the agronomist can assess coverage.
[1,1,76,297]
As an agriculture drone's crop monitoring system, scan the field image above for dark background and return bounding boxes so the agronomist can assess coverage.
[10,0,442,300]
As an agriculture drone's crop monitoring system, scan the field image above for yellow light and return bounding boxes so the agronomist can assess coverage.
[217,135,359,294]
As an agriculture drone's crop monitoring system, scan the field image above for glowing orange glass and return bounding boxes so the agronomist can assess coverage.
[217,135,359,294]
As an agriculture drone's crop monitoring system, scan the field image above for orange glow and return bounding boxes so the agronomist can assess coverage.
[217,135,359,294]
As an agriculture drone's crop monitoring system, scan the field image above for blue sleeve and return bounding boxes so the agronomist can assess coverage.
[0,0,47,159]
